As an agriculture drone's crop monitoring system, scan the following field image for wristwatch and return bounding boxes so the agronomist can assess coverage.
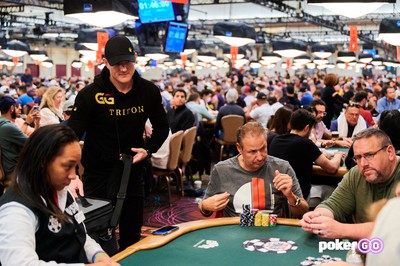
[288,195,301,207]
[145,149,152,159]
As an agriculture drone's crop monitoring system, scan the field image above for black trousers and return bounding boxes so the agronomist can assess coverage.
[83,161,145,252]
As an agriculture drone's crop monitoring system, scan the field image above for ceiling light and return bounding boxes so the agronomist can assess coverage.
[163,59,174,66]
[359,53,373,63]
[222,46,246,60]
[371,56,384,66]
[249,61,262,69]
[311,43,335,58]
[306,61,316,69]
[197,52,217,63]
[211,58,226,68]
[383,59,398,67]
[77,29,113,51]
[71,60,83,68]
[136,56,150,63]
[64,0,137,27]
[29,50,48,62]
[2,40,29,57]
[392,61,400,68]
[213,22,256,47]
[145,53,169,61]
[41,59,53,68]
[355,61,366,68]
[272,39,307,58]
[336,61,346,69]
[314,58,329,65]
[326,63,335,69]
[307,1,395,19]
[294,55,311,65]
[78,49,97,59]
[337,51,356,63]
[378,18,400,46]
[348,61,357,67]
[261,51,282,64]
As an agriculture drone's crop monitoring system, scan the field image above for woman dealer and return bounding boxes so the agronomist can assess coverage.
[0,125,119,265]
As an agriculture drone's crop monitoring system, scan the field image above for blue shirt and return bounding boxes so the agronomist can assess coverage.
[300,92,313,106]
[18,94,33,107]
[376,97,400,113]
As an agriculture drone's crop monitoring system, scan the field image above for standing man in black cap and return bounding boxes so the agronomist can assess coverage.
[68,36,169,253]
[245,92,273,128]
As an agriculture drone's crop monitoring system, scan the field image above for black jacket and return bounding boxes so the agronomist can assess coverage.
[68,68,169,173]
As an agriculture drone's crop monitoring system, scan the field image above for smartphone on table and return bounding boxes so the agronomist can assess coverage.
[151,225,179,235]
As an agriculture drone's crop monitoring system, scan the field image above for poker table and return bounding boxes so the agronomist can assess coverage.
[312,147,349,185]
[112,217,347,265]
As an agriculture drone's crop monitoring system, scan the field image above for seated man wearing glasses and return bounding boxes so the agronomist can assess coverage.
[309,100,334,147]
[300,128,400,240]
[329,102,368,148]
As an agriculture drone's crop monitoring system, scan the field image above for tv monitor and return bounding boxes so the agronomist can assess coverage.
[173,3,190,23]
[363,49,377,57]
[137,0,175,23]
[163,22,188,53]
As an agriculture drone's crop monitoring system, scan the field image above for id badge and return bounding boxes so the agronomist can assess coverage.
[74,211,86,224]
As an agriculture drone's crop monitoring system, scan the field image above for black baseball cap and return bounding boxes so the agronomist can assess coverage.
[104,36,135,66]
[256,92,267,100]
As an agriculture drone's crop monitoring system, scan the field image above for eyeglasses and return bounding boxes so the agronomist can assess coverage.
[352,146,388,163]
[348,103,361,108]
[316,111,327,116]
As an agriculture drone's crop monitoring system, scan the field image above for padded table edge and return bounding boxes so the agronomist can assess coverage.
[112,217,300,261]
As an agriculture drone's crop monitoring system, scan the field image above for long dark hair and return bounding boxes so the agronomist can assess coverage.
[13,124,79,223]
[268,107,293,135]
[378,110,400,150]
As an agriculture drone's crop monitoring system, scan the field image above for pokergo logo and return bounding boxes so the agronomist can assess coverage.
[319,238,384,254]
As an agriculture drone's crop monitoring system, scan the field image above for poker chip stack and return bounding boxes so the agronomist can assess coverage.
[300,255,342,265]
[240,204,250,227]
[261,212,270,227]
[269,213,277,227]
[254,212,263,226]
[240,204,252,227]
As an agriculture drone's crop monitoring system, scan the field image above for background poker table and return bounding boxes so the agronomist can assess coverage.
[112,217,347,265]
[312,147,350,186]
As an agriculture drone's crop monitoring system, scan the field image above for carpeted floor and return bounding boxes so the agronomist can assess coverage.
[140,169,215,237]
[143,190,212,229]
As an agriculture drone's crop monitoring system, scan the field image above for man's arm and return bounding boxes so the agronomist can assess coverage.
[315,152,346,174]
[199,192,230,216]
[302,208,374,239]
[286,192,309,219]
[273,170,308,219]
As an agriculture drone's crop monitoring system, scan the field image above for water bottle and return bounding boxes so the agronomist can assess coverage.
[346,249,363,265]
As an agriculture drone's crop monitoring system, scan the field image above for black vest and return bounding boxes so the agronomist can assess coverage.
[0,187,89,263]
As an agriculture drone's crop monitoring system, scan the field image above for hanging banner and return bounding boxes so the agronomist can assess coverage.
[231,46,238,69]
[166,0,188,4]
[96,32,109,64]
[180,54,187,68]
[349,25,358,52]
[397,46,400,62]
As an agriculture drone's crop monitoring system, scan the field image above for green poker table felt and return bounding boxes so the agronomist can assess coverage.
[113,217,347,266]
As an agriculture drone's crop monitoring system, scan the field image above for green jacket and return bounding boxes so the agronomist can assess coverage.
[0,117,27,176]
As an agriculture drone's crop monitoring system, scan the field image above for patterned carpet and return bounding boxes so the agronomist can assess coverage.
[143,192,210,227]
